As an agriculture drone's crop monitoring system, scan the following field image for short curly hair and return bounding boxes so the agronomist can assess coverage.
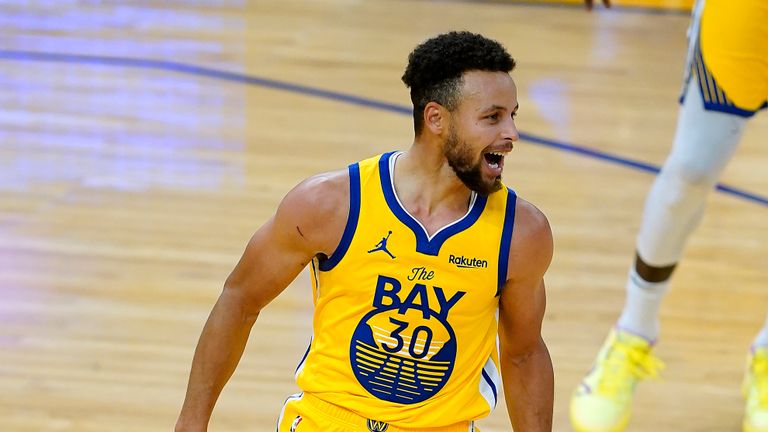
[402,31,515,134]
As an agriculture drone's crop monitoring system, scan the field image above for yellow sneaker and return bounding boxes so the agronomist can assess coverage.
[743,347,768,432]
[570,329,664,432]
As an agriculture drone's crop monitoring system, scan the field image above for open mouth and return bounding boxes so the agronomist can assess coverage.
[483,150,509,177]
[484,151,504,169]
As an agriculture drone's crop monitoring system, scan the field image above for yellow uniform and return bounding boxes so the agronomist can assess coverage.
[690,0,768,116]
[279,152,517,431]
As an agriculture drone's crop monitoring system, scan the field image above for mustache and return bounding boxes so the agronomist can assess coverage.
[484,143,513,153]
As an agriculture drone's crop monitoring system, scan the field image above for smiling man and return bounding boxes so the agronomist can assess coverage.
[176,31,554,432]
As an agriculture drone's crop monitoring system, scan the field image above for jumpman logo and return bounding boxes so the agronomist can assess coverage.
[368,231,396,259]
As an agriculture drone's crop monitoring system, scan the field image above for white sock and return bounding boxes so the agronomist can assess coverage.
[617,267,670,341]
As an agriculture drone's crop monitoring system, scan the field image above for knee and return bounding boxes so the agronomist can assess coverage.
[660,157,719,193]
[664,160,719,188]
[652,163,714,209]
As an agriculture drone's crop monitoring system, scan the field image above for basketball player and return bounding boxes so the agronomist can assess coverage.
[175,31,555,432]
[571,1,768,431]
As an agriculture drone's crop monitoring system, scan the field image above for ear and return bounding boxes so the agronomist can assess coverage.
[423,101,448,135]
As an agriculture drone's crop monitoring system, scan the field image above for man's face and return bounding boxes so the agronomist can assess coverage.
[442,71,519,196]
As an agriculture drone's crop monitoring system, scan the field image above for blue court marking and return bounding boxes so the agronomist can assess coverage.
[2,49,766,207]
[0,50,411,116]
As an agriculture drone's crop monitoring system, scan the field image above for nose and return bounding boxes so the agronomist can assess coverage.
[502,117,519,143]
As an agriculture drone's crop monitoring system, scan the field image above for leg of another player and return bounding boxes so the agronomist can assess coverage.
[618,80,746,340]
[570,80,747,432]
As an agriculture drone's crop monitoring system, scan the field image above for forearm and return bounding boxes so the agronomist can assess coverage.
[176,289,259,431]
[500,338,554,432]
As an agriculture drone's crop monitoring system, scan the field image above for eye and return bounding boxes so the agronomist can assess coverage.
[487,113,499,121]
[511,111,518,119]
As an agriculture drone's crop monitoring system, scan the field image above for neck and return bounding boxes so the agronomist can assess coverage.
[392,145,473,219]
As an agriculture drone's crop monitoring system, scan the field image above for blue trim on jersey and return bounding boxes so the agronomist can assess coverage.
[481,368,498,407]
[497,189,518,296]
[378,151,488,256]
[295,338,312,374]
[680,36,765,118]
[318,163,361,271]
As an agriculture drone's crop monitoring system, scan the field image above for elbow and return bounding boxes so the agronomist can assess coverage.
[219,282,262,325]
[501,337,550,366]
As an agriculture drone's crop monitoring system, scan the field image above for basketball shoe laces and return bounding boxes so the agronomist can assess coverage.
[596,340,664,397]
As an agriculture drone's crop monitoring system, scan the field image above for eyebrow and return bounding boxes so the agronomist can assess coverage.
[481,103,519,112]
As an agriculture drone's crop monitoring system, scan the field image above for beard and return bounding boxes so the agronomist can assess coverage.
[443,127,503,196]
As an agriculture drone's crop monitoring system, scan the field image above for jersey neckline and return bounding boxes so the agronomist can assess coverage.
[377,151,487,256]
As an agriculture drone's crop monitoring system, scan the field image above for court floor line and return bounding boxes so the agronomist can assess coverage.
[2,49,765,207]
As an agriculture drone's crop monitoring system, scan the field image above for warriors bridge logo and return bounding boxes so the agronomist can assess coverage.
[350,275,466,404]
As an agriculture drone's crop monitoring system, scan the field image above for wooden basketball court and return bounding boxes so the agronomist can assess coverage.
[1,1,766,430]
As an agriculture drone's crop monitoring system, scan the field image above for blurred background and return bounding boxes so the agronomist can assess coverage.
[1,0,766,430]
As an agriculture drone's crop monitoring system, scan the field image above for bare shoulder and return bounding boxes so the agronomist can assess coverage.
[507,197,554,281]
[276,168,350,257]
[512,198,552,247]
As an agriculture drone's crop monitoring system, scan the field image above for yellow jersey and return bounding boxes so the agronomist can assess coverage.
[294,152,517,428]
[697,0,768,114]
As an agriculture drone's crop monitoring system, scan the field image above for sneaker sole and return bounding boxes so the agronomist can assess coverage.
[570,403,630,432]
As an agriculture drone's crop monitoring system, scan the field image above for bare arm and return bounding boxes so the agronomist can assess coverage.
[175,171,349,432]
[498,199,554,432]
